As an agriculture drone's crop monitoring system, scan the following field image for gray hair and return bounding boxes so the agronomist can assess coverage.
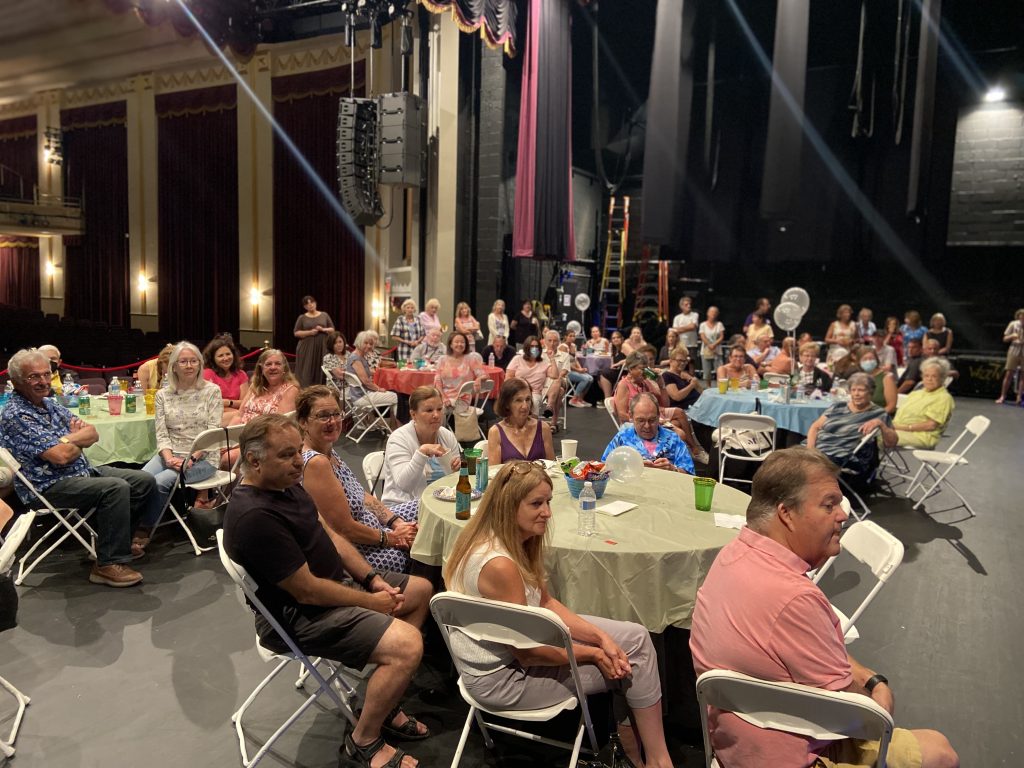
[7,349,48,385]
[401,299,417,312]
[745,447,839,531]
[238,414,299,476]
[628,392,660,418]
[920,356,950,379]
[353,330,376,348]
[166,342,206,393]
[623,352,647,371]
[37,344,60,359]
[847,371,875,393]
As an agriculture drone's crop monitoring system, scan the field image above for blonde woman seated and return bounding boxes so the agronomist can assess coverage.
[443,461,677,768]
[298,386,419,574]
[137,344,174,391]
[381,386,461,508]
[892,357,954,449]
[223,348,299,468]
[487,378,555,466]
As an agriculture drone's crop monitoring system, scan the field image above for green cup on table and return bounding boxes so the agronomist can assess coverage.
[693,477,717,511]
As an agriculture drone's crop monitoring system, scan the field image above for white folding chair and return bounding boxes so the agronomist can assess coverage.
[362,450,385,495]
[343,371,393,444]
[215,530,363,768]
[811,519,904,643]
[450,380,493,441]
[0,446,97,587]
[148,425,243,556]
[695,669,894,768]
[905,415,990,517]
[0,510,36,757]
[430,592,599,768]
[836,428,882,523]
[604,397,621,431]
[322,364,343,396]
[716,413,777,487]
[763,373,790,387]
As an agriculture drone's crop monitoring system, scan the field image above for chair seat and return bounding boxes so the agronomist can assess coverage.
[457,678,578,721]
[909,450,967,466]
[186,470,236,491]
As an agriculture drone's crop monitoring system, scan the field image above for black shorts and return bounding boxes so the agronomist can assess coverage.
[256,571,409,669]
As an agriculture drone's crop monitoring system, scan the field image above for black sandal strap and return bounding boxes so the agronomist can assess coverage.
[344,734,411,768]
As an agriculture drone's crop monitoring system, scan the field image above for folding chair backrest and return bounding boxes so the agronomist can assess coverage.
[696,669,893,768]
[362,451,385,494]
[189,426,236,455]
[964,415,990,439]
[0,511,36,574]
[343,371,363,391]
[604,398,621,430]
[431,592,571,650]
[474,440,488,452]
[455,381,475,402]
[718,412,777,439]
[216,530,306,660]
[0,447,57,514]
[838,520,904,582]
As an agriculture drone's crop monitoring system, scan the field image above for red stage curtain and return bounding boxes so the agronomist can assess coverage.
[0,239,41,309]
[156,85,239,343]
[62,101,130,326]
[0,115,38,201]
[271,62,366,351]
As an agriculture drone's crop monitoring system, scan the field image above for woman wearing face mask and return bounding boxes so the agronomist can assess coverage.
[506,335,560,417]
[381,386,461,508]
[856,347,896,414]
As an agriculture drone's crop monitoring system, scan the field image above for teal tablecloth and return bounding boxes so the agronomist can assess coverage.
[685,389,831,435]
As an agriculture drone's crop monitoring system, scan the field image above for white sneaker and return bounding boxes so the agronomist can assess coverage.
[596,401,606,409]
[693,448,710,465]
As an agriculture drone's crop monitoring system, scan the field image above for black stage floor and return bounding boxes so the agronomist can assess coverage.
[1,397,1020,766]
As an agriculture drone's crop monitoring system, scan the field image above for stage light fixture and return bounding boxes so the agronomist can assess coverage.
[984,86,1006,103]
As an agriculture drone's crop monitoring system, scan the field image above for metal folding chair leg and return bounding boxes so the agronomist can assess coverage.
[0,675,30,758]
[15,511,97,586]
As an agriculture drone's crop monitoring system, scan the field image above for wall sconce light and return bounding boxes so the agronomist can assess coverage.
[137,272,149,293]
[250,286,261,306]
[371,297,384,319]
[45,261,56,277]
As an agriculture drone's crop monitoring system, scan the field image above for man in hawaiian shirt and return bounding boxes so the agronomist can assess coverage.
[601,392,694,474]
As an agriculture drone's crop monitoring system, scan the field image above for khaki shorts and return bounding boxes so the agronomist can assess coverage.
[815,727,922,768]
[1006,349,1023,372]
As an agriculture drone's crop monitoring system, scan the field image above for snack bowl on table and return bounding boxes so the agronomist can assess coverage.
[564,470,611,499]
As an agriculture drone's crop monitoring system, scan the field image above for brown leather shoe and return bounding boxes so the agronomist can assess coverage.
[89,563,144,588]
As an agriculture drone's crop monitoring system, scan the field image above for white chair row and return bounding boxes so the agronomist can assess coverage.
[0,510,37,757]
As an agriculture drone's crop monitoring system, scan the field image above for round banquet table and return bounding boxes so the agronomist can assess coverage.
[411,466,748,633]
[685,388,832,435]
[81,402,157,466]
[576,353,613,376]
[373,364,505,398]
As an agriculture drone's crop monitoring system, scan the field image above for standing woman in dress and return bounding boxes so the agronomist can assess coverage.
[293,295,334,387]
[487,299,510,345]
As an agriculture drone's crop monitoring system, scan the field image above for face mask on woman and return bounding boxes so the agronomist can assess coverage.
[860,359,878,372]
[530,347,541,359]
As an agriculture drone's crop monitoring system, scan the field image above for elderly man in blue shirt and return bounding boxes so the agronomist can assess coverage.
[602,392,695,474]
[0,349,155,587]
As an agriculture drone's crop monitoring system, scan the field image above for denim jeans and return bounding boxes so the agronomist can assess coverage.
[568,370,594,399]
[141,454,217,528]
[43,466,156,565]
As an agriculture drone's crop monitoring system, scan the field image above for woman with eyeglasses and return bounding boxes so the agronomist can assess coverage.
[297,386,419,574]
[381,386,461,509]
[444,461,678,768]
[137,341,222,550]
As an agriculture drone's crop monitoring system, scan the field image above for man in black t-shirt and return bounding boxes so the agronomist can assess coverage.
[223,414,431,768]
[481,334,516,370]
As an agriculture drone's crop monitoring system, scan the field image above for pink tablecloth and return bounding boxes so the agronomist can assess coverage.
[373,365,505,398]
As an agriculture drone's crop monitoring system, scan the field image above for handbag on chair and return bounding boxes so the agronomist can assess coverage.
[453,401,480,442]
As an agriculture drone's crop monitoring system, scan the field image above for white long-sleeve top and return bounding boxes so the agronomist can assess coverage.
[154,382,223,467]
[381,421,460,507]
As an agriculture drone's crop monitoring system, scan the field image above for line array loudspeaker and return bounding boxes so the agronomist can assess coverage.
[337,96,383,226]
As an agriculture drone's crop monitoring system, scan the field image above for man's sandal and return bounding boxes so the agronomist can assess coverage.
[354,706,431,742]
[342,734,413,768]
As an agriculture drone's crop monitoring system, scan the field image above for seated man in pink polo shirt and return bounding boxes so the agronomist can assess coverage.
[690,447,958,768]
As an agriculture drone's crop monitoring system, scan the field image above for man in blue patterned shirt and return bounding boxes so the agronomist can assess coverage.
[1,349,154,587]
[602,392,695,474]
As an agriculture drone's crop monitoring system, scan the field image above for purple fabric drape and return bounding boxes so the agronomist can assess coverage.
[0,115,38,201]
[61,101,130,326]
[156,85,239,342]
[512,0,575,261]
[271,62,366,350]
[0,239,41,309]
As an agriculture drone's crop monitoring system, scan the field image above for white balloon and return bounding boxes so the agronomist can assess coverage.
[605,446,645,483]
[574,293,591,311]
[566,320,582,335]
[780,286,810,314]
[773,302,803,332]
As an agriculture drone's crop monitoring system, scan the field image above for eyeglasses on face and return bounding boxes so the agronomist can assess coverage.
[312,411,344,423]
[177,359,199,367]
[24,372,50,383]
[633,416,660,426]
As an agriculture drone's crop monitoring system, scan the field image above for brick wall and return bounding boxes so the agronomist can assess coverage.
[947,103,1024,245]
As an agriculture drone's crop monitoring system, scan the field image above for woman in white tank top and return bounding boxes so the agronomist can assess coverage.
[443,461,677,768]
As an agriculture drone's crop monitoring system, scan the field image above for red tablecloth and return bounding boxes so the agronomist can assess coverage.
[373,365,505,398]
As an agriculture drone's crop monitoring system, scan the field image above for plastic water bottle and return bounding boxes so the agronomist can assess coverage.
[488,352,495,368]
[109,378,121,396]
[63,373,75,394]
[577,482,596,537]
[132,378,143,394]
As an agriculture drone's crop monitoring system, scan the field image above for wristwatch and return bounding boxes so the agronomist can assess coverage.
[865,673,889,693]
[360,570,379,591]
[59,437,71,445]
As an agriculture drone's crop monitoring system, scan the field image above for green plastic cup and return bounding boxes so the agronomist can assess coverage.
[465,448,482,475]
[693,477,717,511]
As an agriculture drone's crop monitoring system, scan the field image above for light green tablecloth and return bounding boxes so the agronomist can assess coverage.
[80,403,157,466]
[412,467,748,632]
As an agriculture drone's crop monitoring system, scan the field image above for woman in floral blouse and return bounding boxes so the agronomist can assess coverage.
[434,332,487,411]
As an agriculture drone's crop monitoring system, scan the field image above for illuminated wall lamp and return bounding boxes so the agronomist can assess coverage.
[137,272,157,293]
[371,297,384,319]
